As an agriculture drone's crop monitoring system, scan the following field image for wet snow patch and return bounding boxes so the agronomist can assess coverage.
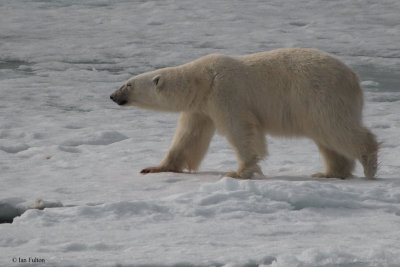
[289,21,308,27]
[61,131,128,147]
[0,143,30,153]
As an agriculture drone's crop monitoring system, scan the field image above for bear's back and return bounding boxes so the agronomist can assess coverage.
[203,48,363,136]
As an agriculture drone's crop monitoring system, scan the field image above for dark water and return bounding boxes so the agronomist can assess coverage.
[356,65,399,93]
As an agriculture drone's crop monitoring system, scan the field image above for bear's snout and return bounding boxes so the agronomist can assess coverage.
[110,91,127,106]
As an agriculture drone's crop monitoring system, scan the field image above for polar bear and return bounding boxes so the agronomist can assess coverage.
[110,48,378,179]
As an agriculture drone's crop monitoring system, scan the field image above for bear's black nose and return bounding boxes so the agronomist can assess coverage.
[110,93,127,105]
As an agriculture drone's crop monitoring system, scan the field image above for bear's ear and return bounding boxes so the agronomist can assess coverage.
[152,75,161,87]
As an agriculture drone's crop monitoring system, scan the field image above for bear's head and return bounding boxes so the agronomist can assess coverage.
[110,67,201,112]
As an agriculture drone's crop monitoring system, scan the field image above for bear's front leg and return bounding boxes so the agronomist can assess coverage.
[141,112,215,175]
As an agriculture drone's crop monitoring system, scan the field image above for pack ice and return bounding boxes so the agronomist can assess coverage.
[1,0,400,266]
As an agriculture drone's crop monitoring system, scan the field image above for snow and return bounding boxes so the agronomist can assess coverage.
[1,0,400,266]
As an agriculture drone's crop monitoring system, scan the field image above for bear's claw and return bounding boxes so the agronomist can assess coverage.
[140,167,161,174]
[140,168,151,174]
[140,166,181,174]
[311,172,351,179]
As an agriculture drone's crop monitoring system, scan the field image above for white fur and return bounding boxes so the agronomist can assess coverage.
[111,48,378,179]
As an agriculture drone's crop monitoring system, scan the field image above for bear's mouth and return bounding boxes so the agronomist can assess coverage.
[110,94,128,106]
[117,100,127,106]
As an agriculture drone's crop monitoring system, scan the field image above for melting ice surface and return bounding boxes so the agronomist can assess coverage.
[1,0,400,266]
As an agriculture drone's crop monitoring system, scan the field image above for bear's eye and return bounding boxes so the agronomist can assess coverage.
[126,83,132,88]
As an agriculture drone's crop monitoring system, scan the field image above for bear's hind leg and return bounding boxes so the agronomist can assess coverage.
[316,127,378,179]
[223,122,267,179]
[312,142,355,179]
[356,129,379,179]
